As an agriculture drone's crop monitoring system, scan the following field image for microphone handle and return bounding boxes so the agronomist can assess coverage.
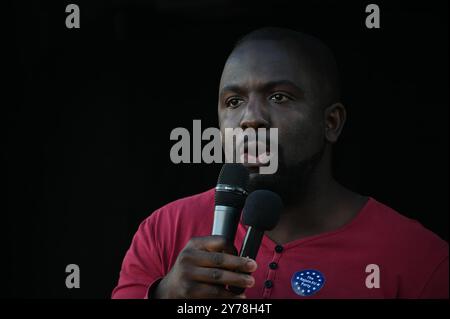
[228,227,264,295]
[211,205,241,243]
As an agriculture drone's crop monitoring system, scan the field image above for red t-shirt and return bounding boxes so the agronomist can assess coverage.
[111,189,449,299]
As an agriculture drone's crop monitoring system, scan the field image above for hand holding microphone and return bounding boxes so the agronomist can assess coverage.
[152,235,257,299]
[152,164,283,298]
[152,164,256,299]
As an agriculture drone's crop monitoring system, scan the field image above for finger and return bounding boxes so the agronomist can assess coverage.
[187,236,236,254]
[188,249,258,273]
[190,267,255,289]
[221,243,238,256]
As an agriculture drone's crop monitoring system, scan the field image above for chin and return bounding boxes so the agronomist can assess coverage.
[248,172,279,191]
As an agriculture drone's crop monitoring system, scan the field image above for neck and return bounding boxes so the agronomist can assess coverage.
[265,151,366,244]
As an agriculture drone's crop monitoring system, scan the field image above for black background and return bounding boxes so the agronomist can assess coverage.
[6,0,448,298]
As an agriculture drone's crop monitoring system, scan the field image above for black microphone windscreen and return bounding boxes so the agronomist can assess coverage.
[214,163,249,208]
[242,190,283,230]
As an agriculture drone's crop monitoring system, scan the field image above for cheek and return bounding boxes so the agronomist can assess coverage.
[276,114,323,163]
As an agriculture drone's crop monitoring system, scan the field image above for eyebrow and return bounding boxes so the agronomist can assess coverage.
[220,80,303,96]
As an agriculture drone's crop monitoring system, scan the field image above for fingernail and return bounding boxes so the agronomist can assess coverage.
[246,276,255,287]
[246,259,257,271]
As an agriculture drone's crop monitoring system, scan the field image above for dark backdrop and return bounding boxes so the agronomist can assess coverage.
[6,0,448,298]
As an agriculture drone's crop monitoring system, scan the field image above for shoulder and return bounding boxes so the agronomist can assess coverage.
[131,188,216,268]
[156,188,215,218]
[142,188,216,234]
[362,198,448,296]
[365,198,449,281]
[364,198,448,256]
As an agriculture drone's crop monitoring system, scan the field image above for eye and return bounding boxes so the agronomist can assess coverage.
[269,93,292,103]
[225,97,244,109]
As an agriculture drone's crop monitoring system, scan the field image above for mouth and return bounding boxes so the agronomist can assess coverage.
[239,141,271,168]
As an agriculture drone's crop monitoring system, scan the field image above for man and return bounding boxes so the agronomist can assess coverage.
[112,28,448,299]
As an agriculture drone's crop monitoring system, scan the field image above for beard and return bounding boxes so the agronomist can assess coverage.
[247,142,325,206]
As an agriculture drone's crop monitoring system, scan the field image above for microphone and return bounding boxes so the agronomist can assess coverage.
[229,190,283,294]
[211,163,249,243]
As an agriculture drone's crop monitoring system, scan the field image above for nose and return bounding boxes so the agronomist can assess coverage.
[240,96,270,130]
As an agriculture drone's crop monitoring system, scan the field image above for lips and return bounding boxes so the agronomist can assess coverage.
[239,141,271,167]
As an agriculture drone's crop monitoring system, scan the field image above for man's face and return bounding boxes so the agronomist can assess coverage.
[218,40,327,201]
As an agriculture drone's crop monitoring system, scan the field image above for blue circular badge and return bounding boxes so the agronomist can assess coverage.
[291,269,325,296]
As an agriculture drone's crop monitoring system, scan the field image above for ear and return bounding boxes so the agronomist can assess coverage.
[324,102,346,143]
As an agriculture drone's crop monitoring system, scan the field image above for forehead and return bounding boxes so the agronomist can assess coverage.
[220,40,314,92]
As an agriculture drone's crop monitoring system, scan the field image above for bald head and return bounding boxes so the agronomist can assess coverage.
[226,27,340,109]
